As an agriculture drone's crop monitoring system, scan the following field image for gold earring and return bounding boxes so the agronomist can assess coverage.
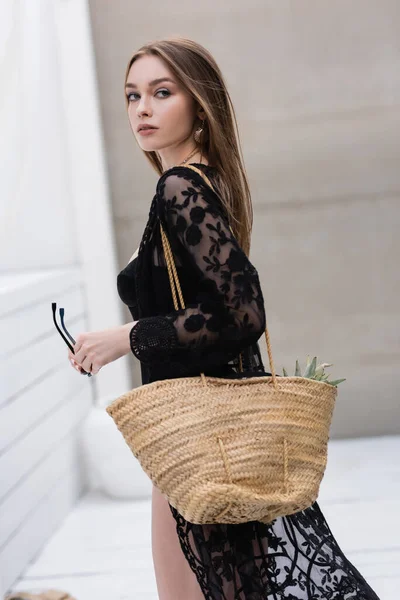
[194,119,205,143]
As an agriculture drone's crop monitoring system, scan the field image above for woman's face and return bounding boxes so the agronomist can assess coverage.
[125,55,201,156]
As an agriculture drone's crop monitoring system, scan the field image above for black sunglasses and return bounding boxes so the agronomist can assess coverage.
[51,302,92,377]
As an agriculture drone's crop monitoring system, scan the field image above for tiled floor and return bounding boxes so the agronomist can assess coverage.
[8,435,400,599]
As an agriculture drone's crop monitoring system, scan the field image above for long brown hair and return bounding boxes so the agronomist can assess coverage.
[124,37,253,256]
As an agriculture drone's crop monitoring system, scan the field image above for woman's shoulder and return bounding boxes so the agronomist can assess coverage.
[155,163,220,210]
[156,163,218,191]
[154,164,228,225]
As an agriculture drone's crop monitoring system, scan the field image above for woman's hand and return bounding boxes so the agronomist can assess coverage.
[68,322,137,375]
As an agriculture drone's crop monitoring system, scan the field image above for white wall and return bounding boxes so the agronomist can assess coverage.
[0,0,131,593]
[89,0,400,438]
[0,0,79,270]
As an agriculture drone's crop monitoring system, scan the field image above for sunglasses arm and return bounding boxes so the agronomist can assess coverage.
[51,303,92,377]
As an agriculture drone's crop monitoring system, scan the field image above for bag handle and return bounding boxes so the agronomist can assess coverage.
[159,163,277,387]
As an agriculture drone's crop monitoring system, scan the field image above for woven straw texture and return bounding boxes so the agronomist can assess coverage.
[107,164,337,524]
[106,373,336,525]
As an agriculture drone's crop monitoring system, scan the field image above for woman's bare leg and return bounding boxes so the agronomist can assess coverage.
[151,484,205,600]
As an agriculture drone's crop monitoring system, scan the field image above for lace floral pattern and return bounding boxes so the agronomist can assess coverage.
[169,500,380,599]
[129,165,266,377]
[116,164,380,599]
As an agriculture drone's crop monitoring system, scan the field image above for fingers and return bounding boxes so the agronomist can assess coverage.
[70,357,84,373]
[71,342,90,372]
[73,337,83,355]
[69,356,101,376]
[73,346,93,374]
[69,335,101,375]
[72,336,85,364]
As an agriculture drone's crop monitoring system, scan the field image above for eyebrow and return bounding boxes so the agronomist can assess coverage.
[125,77,176,89]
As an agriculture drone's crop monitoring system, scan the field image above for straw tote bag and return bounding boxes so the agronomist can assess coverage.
[106,164,338,525]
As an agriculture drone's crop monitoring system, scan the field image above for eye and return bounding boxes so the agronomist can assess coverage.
[126,89,171,102]
[155,88,171,98]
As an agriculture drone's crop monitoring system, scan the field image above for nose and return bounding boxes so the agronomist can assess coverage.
[136,94,153,119]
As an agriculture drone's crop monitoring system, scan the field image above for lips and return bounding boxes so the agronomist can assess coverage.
[138,125,158,132]
[138,128,158,137]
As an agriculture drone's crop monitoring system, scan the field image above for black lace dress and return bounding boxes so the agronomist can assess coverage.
[116,163,380,599]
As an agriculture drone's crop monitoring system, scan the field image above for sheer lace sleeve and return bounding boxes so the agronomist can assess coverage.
[129,167,266,372]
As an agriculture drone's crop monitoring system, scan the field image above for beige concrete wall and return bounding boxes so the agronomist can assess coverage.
[88,0,400,438]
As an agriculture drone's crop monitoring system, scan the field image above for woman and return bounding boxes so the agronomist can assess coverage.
[69,38,380,600]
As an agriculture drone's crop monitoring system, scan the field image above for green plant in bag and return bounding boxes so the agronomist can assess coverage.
[282,355,346,387]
